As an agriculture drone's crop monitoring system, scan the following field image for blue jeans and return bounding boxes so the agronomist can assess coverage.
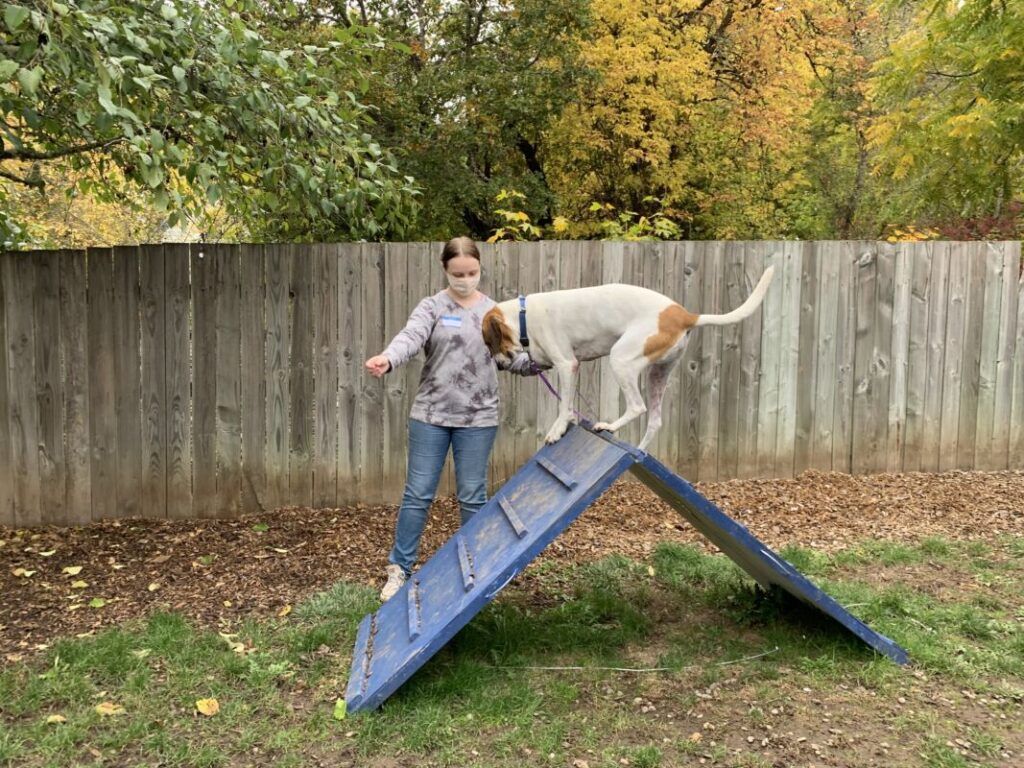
[388,418,498,576]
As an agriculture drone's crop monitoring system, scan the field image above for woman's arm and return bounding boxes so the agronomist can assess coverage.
[368,297,436,374]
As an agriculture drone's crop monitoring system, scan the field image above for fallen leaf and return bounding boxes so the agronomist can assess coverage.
[62,566,83,576]
[89,598,107,608]
[272,547,289,554]
[5,653,23,663]
[196,698,220,717]
[40,550,56,557]
[251,523,269,533]
[12,568,36,578]
[46,714,67,724]
[333,698,347,721]
[277,605,292,618]
[131,649,152,659]
[95,701,125,717]
[218,632,246,654]
[148,582,160,592]
[71,580,88,589]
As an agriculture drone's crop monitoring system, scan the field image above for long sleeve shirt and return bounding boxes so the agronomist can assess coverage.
[382,291,535,427]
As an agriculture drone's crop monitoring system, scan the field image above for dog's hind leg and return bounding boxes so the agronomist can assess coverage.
[637,361,674,451]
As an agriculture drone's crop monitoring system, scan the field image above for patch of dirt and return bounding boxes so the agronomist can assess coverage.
[1,469,1022,660]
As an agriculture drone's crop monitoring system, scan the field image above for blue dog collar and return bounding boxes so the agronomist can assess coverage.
[518,294,529,348]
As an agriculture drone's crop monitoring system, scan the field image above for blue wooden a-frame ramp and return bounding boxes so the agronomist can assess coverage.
[345,424,908,712]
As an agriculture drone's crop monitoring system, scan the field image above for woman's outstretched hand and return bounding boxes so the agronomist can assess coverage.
[365,355,391,378]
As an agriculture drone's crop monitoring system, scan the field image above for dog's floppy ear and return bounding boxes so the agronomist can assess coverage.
[482,308,513,356]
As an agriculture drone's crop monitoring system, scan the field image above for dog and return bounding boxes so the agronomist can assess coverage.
[482,268,775,449]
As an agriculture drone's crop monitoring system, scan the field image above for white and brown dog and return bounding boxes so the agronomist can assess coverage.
[482,268,775,450]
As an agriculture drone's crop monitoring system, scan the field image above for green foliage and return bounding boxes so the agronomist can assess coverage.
[0,0,419,247]
[869,0,1024,228]
[355,0,592,240]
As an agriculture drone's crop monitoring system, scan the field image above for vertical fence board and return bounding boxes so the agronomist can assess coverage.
[516,244,542,468]
[265,244,290,509]
[140,245,167,518]
[559,241,584,427]
[5,253,42,525]
[774,241,802,478]
[956,243,986,470]
[718,241,745,479]
[488,241,515,488]
[191,245,217,518]
[677,241,703,480]
[851,243,878,475]
[903,243,933,472]
[0,254,11,525]
[86,248,116,522]
[597,241,624,452]
[993,243,1020,469]
[359,243,386,503]
[975,242,1006,469]
[59,251,92,525]
[871,242,896,473]
[1010,263,1024,463]
[580,240,604,429]
[534,240,562,448]
[921,243,951,473]
[313,243,340,508]
[658,241,681,463]
[939,246,969,472]
[832,243,857,473]
[756,242,784,478]
[381,242,408,501]
[239,244,267,514]
[112,247,142,518]
[214,245,242,516]
[794,241,819,474]
[736,242,764,479]
[32,251,65,524]
[336,243,361,505]
[887,243,912,472]
[698,240,724,481]
[812,243,840,470]
[288,246,314,507]
[164,244,192,518]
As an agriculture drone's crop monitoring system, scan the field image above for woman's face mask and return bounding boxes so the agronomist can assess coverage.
[445,256,480,297]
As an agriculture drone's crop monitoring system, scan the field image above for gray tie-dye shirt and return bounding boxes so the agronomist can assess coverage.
[382,291,535,427]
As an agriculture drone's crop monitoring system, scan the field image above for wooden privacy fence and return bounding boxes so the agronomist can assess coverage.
[1,241,1022,527]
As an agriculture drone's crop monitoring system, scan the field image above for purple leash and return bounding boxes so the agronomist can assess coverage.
[532,363,597,424]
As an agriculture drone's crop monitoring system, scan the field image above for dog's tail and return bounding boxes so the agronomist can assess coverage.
[694,266,775,328]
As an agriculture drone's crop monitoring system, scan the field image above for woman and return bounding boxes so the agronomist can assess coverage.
[364,236,536,601]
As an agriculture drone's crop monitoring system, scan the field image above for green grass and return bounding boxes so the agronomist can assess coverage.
[1,536,1022,767]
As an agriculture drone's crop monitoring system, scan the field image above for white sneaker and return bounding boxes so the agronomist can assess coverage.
[379,564,407,602]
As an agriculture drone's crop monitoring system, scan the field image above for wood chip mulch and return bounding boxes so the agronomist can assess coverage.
[2,469,1022,661]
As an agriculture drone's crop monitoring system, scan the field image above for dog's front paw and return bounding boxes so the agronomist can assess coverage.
[592,421,615,433]
[544,420,570,444]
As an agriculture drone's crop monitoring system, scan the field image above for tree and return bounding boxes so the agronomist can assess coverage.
[543,0,893,239]
[1,0,419,248]
[337,0,592,240]
[869,0,1024,229]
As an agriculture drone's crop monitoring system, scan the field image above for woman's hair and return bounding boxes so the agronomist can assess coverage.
[441,236,480,268]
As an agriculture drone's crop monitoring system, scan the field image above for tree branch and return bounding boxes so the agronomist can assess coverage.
[0,166,44,188]
[0,136,124,161]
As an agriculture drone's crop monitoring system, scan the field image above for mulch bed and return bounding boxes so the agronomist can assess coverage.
[2,469,1022,661]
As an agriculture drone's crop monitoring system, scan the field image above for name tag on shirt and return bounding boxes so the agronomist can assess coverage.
[440,315,462,328]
